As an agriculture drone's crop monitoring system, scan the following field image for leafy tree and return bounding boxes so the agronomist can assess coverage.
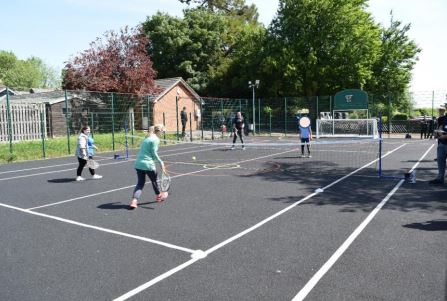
[0,51,17,84]
[268,0,381,97]
[144,9,252,95]
[0,51,59,89]
[28,57,61,88]
[63,26,158,95]
[365,13,421,108]
[178,0,258,21]
[2,59,42,90]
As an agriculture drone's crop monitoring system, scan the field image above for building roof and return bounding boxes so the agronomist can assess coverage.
[1,77,201,105]
[152,77,201,103]
[0,86,20,100]
[5,90,67,105]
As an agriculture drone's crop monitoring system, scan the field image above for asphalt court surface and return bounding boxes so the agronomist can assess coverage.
[0,137,445,300]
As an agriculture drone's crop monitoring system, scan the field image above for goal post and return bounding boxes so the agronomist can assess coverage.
[316,118,379,138]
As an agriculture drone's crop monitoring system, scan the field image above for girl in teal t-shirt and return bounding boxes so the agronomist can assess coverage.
[130,125,167,209]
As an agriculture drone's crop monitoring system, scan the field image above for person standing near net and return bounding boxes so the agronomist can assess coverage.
[298,116,312,158]
[129,124,167,209]
[75,126,102,181]
[231,111,245,150]
[180,106,188,138]
[429,105,447,185]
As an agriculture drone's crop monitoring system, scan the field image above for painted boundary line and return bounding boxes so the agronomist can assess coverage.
[0,144,216,180]
[291,143,434,301]
[111,142,406,300]
[26,146,303,210]
[0,202,196,254]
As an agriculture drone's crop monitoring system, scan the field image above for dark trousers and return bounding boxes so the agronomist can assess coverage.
[132,169,160,200]
[232,129,244,145]
[77,157,94,176]
[300,138,310,154]
[181,121,187,136]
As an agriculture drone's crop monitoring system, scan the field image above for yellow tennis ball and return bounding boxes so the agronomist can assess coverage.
[192,156,196,160]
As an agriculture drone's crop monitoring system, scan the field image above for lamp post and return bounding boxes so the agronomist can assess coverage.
[248,80,260,135]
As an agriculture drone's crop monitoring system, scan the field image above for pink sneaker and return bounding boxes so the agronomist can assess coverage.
[156,192,168,202]
[129,199,138,209]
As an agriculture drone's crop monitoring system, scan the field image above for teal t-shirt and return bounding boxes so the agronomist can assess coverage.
[134,135,163,171]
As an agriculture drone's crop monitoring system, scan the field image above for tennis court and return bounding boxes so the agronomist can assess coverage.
[0,136,445,300]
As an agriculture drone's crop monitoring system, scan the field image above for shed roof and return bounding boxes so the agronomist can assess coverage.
[6,90,67,105]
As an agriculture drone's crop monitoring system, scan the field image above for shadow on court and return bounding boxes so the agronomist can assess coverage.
[244,156,446,214]
[403,220,447,231]
[48,178,77,183]
[97,201,157,210]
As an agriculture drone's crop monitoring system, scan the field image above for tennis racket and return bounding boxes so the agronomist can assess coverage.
[299,116,311,128]
[160,170,171,192]
[87,159,99,169]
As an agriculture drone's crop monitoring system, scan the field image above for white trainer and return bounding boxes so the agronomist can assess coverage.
[92,174,103,179]
[76,176,85,181]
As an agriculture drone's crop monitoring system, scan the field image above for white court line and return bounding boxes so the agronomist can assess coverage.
[0,160,129,181]
[0,202,196,254]
[291,143,434,301]
[112,142,406,300]
[27,147,301,210]
[0,144,212,176]
[113,257,201,301]
[0,158,112,175]
[0,144,223,181]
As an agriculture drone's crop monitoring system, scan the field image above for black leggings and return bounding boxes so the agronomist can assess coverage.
[132,169,160,201]
[232,129,244,144]
[77,157,94,176]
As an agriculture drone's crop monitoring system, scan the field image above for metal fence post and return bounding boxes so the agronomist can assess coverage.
[5,88,13,156]
[200,98,204,140]
[90,112,94,138]
[64,90,71,154]
[211,115,214,140]
[258,98,261,134]
[284,97,287,136]
[111,93,116,151]
[176,96,179,141]
[40,112,46,158]
[163,112,166,144]
[316,96,319,120]
[147,95,151,127]
[189,112,193,141]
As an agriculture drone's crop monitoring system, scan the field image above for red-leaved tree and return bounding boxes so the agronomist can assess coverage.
[63,26,159,96]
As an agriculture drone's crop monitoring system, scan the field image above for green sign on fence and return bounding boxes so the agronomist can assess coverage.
[334,89,368,110]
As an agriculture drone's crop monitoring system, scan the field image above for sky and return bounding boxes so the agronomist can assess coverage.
[2,0,446,107]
